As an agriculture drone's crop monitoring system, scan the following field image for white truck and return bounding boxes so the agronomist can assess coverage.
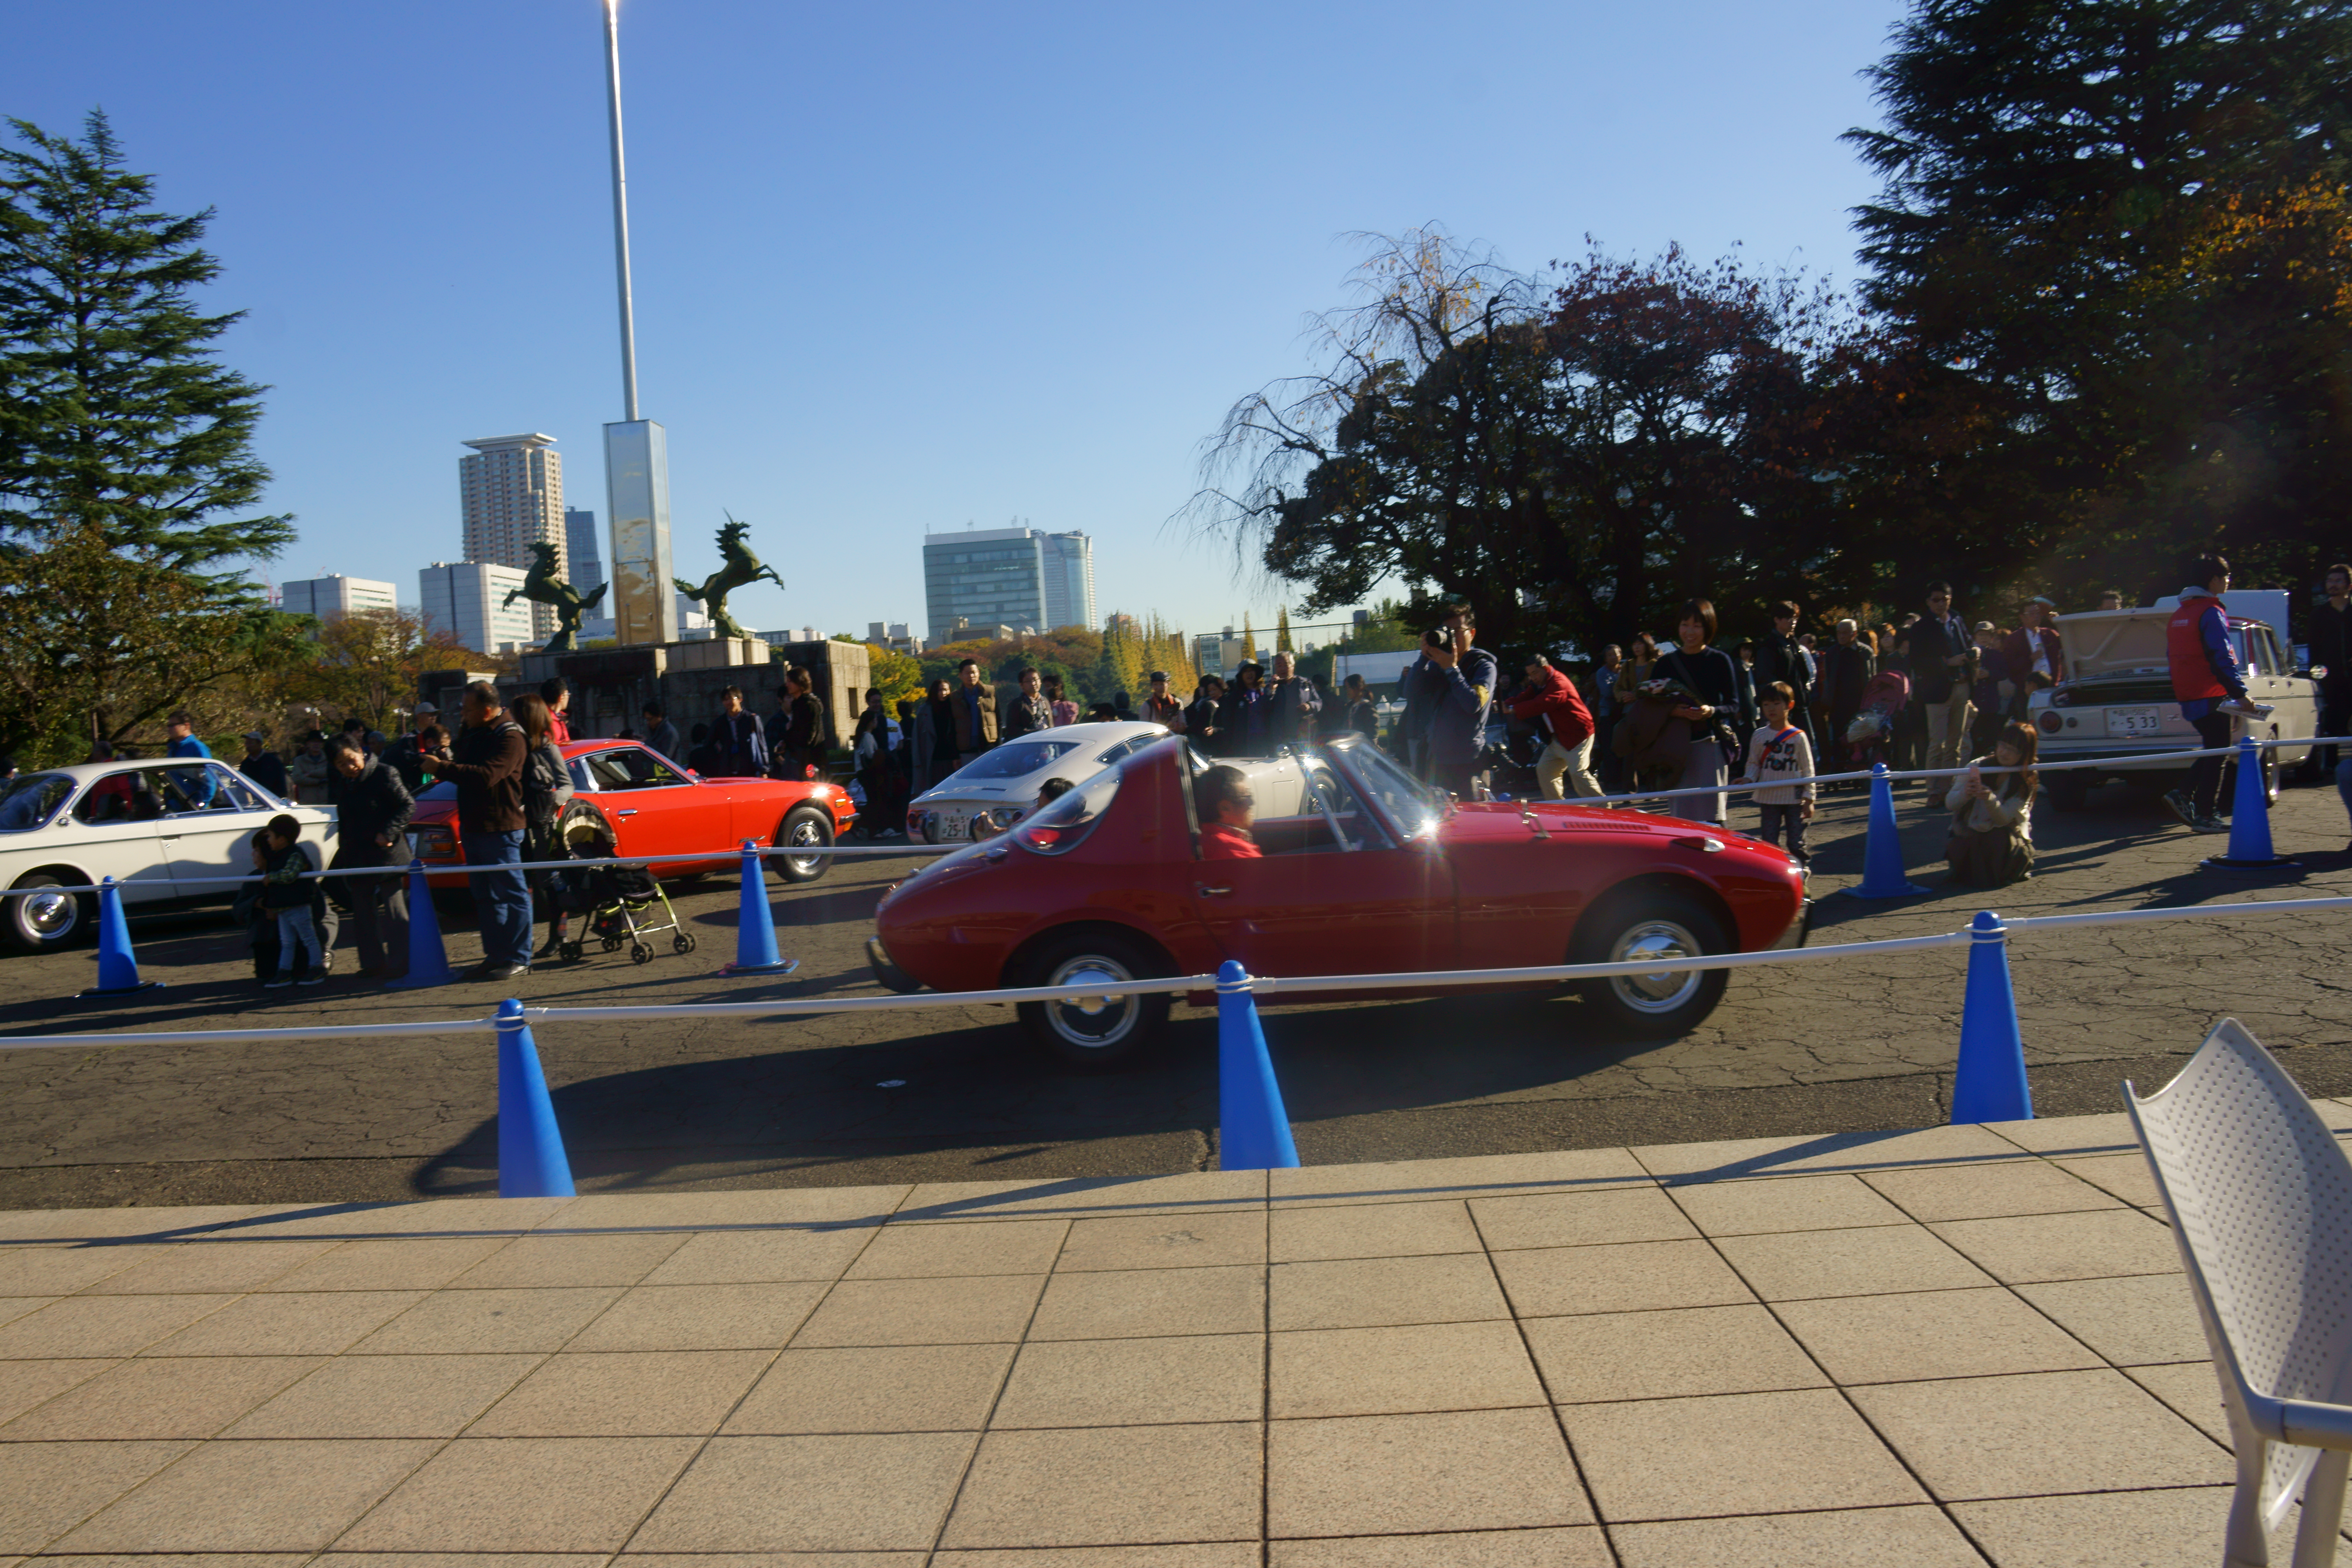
[2025,591,2319,811]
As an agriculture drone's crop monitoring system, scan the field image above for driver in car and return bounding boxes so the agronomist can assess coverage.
[1198,765,1262,859]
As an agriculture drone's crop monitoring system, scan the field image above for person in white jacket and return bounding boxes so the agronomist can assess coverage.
[1737,682,1816,872]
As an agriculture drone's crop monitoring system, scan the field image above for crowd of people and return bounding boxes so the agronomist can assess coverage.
[44,554,2337,979]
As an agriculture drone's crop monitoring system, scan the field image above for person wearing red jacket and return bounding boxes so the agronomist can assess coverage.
[1504,654,1600,800]
[2164,555,2269,833]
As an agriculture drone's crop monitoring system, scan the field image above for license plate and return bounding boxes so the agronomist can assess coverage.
[2110,706,2164,736]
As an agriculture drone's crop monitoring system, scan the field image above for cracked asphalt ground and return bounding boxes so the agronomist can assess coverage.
[2,776,2350,1209]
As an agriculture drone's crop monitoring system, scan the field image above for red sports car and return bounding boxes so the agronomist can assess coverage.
[866,734,1809,1068]
[407,739,856,886]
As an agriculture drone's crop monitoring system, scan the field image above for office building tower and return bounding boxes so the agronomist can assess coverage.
[419,561,537,655]
[564,508,603,594]
[922,526,1096,645]
[1040,531,1095,632]
[458,433,564,641]
[280,575,398,627]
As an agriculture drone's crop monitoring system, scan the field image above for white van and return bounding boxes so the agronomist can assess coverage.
[2025,600,2318,810]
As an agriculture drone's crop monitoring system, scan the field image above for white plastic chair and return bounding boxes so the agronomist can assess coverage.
[2129,1018,2352,1567]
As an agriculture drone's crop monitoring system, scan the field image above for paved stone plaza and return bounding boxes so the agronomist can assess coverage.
[0,783,2349,1207]
[0,1105,2341,1566]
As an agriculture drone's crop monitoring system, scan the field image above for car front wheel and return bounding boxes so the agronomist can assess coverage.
[1572,889,1731,1038]
[1014,930,1172,1071]
[775,806,834,884]
[5,872,95,953]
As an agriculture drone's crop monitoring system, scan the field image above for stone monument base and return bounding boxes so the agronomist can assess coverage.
[499,637,867,752]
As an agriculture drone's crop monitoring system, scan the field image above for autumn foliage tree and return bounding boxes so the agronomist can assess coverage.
[1188,228,1878,659]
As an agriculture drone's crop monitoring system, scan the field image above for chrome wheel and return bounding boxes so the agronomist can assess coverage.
[22,889,75,939]
[784,816,825,877]
[6,874,87,951]
[1608,918,1705,1015]
[1040,952,1140,1051]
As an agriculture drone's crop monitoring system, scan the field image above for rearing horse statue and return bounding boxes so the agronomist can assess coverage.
[674,515,784,640]
[504,539,608,654]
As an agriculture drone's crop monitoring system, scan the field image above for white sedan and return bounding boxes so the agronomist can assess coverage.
[905,721,1313,844]
[0,759,338,951]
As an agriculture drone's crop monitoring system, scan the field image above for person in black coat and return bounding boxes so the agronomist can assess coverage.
[239,731,290,798]
[1655,598,1742,825]
[1185,677,1227,756]
[326,734,415,979]
[1753,604,1814,754]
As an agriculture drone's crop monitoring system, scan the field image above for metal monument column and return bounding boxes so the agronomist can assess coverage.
[599,0,679,646]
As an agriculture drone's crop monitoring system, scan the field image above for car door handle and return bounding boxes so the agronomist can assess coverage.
[616,809,639,817]
[1196,884,1232,897]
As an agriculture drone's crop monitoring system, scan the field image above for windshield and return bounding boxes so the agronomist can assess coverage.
[1337,740,1446,838]
[1013,763,1120,855]
[416,781,457,802]
[942,737,1089,784]
[0,773,74,832]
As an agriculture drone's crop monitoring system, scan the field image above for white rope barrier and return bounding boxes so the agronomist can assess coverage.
[4,892,2346,1053]
[4,731,2340,900]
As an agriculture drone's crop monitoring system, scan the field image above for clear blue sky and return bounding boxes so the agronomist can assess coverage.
[7,0,1907,645]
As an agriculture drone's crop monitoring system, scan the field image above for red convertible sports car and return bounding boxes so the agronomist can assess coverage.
[408,738,857,887]
[867,734,1809,1068]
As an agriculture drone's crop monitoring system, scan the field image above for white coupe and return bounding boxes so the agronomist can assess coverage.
[0,759,339,951]
[904,721,1314,844]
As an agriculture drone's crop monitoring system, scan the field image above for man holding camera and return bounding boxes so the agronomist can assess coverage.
[1409,606,1499,800]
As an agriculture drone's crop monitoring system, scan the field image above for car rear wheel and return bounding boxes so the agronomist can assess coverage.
[1572,889,1731,1038]
[774,806,834,884]
[5,871,95,953]
[1014,930,1172,1071]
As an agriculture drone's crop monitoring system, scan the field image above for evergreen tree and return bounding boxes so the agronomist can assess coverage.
[0,110,292,577]
[0,112,302,759]
[1275,606,1294,653]
[1849,0,2352,598]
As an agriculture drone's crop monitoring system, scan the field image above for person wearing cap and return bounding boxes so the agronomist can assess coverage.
[239,730,289,798]
[2002,597,2064,723]
[387,704,436,793]
[1142,671,1187,733]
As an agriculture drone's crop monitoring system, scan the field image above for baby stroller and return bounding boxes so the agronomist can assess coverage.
[557,820,696,965]
[1843,670,1911,772]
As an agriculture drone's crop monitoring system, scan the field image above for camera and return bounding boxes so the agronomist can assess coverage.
[1423,626,1454,652]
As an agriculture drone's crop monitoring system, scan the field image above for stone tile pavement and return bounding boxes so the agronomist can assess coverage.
[2,1107,2350,1566]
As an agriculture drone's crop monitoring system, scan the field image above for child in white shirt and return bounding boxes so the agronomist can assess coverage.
[1739,682,1816,870]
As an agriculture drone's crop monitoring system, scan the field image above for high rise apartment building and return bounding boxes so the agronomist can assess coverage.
[921,526,1095,645]
[419,561,537,655]
[280,575,398,627]
[459,433,564,641]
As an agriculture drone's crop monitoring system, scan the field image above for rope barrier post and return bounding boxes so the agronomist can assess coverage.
[77,877,159,998]
[1215,960,1299,1171]
[386,860,455,990]
[720,839,799,976]
[1842,763,1930,900]
[2204,736,2298,871]
[1950,910,2032,1123]
[495,998,575,1198]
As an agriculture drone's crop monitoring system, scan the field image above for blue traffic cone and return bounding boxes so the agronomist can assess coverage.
[2204,737,2296,869]
[1950,910,2032,1123]
[78,877,160,997]
[1843,763,1930,899]
[387,860,455,989]
[721,839,799,975]
[1215,960,1300,1170]
[494,998,575,1198]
